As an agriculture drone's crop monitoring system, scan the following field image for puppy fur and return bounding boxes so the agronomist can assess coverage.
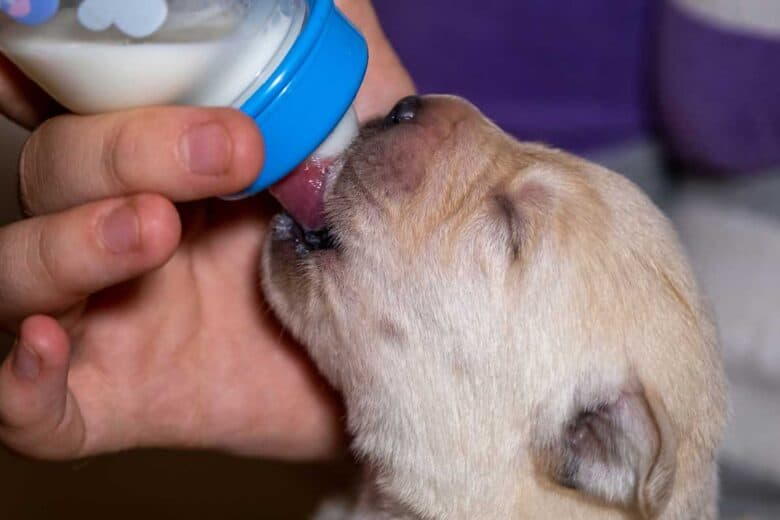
[262,96,727,519]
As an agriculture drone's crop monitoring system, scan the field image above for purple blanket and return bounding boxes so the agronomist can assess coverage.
[658,2,780,174]
[373,0,780,174]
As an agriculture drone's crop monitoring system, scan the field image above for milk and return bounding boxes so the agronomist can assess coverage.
[0,3,305,113]
[0,0,367,196]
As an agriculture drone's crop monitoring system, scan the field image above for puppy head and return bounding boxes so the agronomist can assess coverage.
[262,96,725,519]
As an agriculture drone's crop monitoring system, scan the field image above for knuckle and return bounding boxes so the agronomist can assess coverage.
[29,222,70,299]
[0,399,82,459]
[0,376,38,432]
[51,399,87,458]
[103,119,136,193]
[0,403,32,433]
[0,390,18,429]
[17,132,44,217]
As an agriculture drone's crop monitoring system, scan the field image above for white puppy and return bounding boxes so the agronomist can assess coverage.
[262,96,727,519]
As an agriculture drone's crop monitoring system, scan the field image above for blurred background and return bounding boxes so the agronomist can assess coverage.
[2,0,780,517]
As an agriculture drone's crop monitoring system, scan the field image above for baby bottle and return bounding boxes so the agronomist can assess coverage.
[0,0,368,198]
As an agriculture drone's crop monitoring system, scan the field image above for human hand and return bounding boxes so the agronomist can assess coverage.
[336,0,416,120]
[0,100,348,460]
[0,0,414,462]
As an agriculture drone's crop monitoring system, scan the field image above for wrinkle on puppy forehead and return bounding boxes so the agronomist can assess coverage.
[387,120,613,274]
[492,179,555,265]
[397,145,526,260]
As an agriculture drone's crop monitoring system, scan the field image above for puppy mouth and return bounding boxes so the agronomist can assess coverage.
[269,156,332,232]
[271,212,336,256]
[268,96,423,251]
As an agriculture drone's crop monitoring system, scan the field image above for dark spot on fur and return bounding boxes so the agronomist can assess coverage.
[494,193,523,259]
[378,317,406,344]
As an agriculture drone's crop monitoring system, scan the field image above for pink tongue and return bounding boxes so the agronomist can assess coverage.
[269,157,332,231]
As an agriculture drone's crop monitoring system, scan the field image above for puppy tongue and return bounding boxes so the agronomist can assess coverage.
[269,157,332,231]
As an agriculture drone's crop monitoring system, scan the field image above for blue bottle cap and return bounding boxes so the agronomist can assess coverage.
[227,0,368,199]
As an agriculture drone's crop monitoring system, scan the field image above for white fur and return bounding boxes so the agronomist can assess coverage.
[263,96,726,519]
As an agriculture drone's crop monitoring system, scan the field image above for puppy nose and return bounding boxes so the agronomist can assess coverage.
[384,96,421,127]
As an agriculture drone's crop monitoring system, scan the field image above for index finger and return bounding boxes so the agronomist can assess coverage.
[0,54,62,129]
[20,106,265,216]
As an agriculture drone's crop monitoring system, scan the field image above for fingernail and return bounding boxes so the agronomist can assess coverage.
[101,204,140,254]
[180,122,231,176]
[13,341,41,381]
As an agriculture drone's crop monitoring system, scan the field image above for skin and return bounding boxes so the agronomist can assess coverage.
[0,0,413,460]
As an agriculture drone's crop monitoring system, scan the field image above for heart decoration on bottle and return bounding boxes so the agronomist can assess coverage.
[1,0,59,25]
[77,0,169,39]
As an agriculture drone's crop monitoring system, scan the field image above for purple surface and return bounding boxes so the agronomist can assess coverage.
[373,0,658,153]
[372,0,780,174]
[657,2,780,174]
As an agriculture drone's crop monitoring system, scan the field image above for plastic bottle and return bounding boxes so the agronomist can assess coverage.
[0,0,368,198]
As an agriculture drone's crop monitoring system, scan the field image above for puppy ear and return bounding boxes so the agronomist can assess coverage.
[541,387,677,519]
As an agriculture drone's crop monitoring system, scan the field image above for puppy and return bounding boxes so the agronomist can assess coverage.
[262,96,726,519]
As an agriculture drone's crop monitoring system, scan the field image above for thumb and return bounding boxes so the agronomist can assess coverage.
[0,315,87,459]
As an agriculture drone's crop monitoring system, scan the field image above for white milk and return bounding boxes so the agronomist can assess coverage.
[0,4,305,113]
[314,106,359,158]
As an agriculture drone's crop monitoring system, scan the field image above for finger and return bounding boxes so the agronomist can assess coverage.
[0,54,63,129]
[335,0,416,121]
[0,194,180,326]
[0,315,86,459]
[19,106,264,216]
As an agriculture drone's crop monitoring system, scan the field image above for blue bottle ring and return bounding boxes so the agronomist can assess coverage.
[226,0,368,199]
